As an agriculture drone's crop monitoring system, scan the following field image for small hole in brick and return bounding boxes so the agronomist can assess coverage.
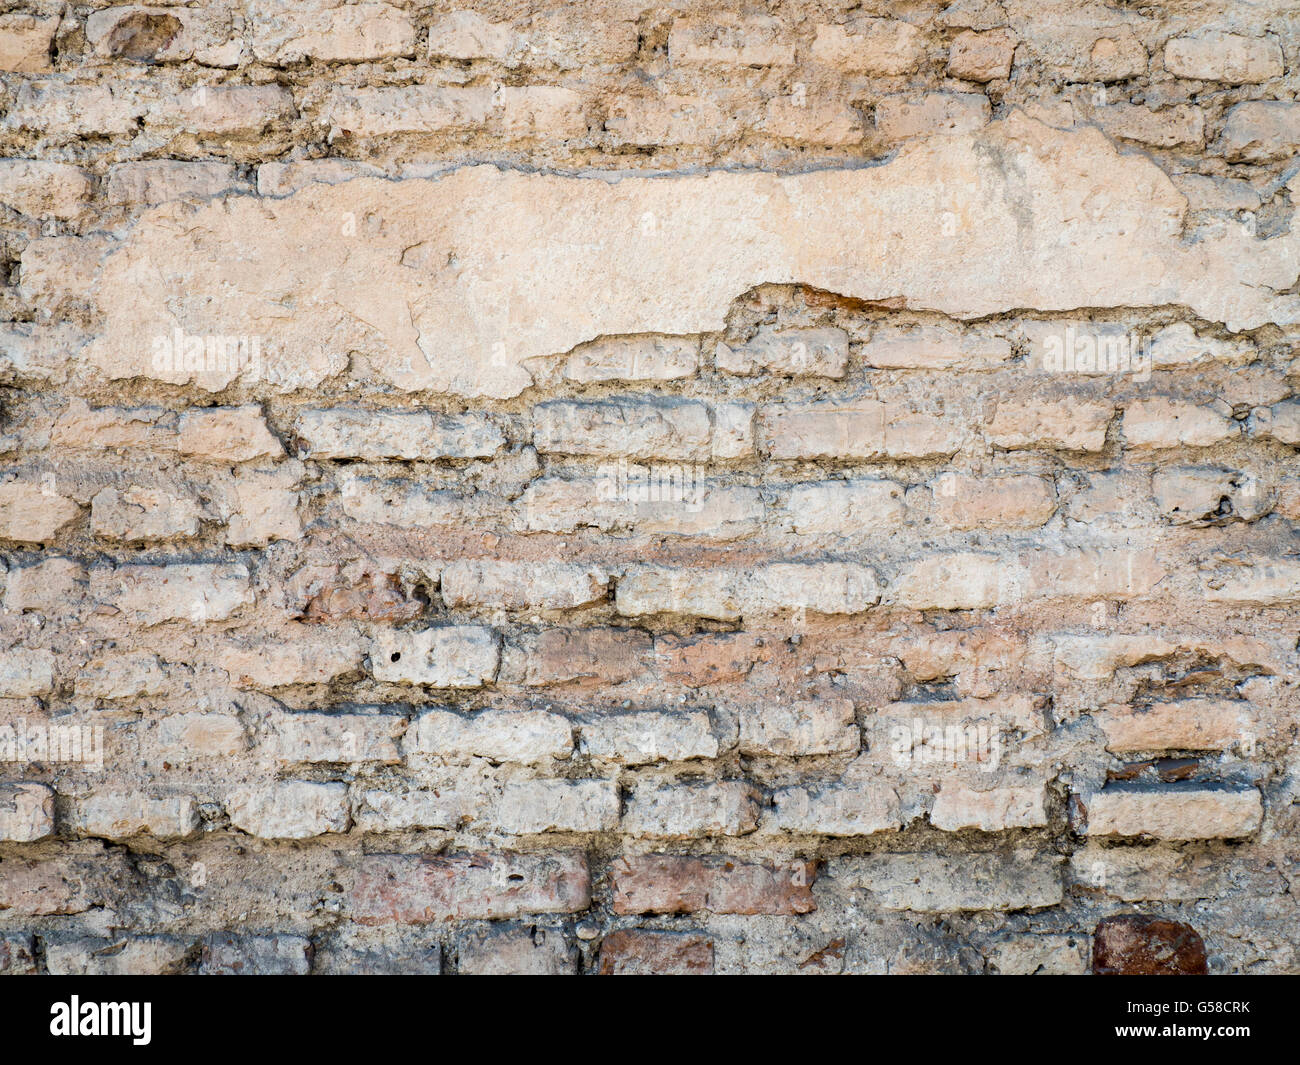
[389,652,401,662]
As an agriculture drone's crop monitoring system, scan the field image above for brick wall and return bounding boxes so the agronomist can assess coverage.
[1,0,1298,975]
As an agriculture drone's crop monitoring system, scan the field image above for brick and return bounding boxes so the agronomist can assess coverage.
[612,855,817,915]
[533,397,745,461]
[5,82,148,138]
[489,779,619,834]
[0,650,56,697]
[427,11,515,59]
[352,851,591,922]
[85,6,229,64]
[1164,31,1283,83]
[1093,103,1204,148]
[498,86,586,139]
[0,856,111,915]
[222,469,302,547]
[987,934,1088,975]
[988,397,1113,451]
[1252,399,1300,446]
[269,712,404,765]
[893,552,1016,610]
[737,697,859,757]
[562,335,698,384]
[1152,466,1260,526]
[77,653,167,699]
[294,408,503,460]
[52,400,174,452]
[456,923,577,975]
[812,19,924,75]
[877,695,1047,745]
[253,2,416,64]
[782,478,906,536]
[0,481,80,543]
[1084,786,1262,840]
[1220,101,1300,163]
[832,851,1064,911]
[354,787,470,833]
[760,401,963,460]
[1092,916,1207,975]
[716,327,848,378]
[90,485,202,542]
[578,710,719,765]
[103,161,239,206]
[169,85,297,138]
[154,713,246,760]
[615,563,881,621]
[0,933,37,974]
[45,935,191,976]
[1124,397,1237,449]
[598,930,713,975]
[4,557,85,614]
[0,13,57,71]
[669,15,793,67]
[930,781,1048,831]
[622,781,760,838]
[1068,845,1269,902]
[441,560,608,611]
[508,627,652,686]
[1201,560,1300,605]
[326,86,494,137]
[0,161,91,220]
[257,158,383,196]
[1097,699,1251,753]
[516,476,764,538]
[176,405,283,462]
[90,562,253,625]
[200,933,312,975]
[73,791,199,840]
[221,627,364,688]
[763,780,901,836]
[225,780,350,839]
[930,473,1056,529]
[948,29,1016,82]
[299,567,424,623]
[1026,548,1164,600]
[0,782,55,841]
[604,94,732,147]
[371,626,500,687]
[762,95,863,145]
[405,708,572,764]
[862,325,1012,370]
[876,93,991,139]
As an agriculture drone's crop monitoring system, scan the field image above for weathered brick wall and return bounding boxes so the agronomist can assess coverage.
[1,0,1298,975]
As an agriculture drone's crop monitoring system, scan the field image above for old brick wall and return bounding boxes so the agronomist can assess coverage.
[0,0,1298,975]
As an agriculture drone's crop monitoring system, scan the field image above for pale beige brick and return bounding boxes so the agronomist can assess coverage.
[404,708,572,765]
[0,783,55,842]
[226,780,350,839]
[623,781,760,838]
[1085,787,1262,840]
[930,781,1048,831]
[371,626,500,687]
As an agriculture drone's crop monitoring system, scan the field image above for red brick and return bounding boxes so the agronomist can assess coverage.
[597,930,714,975]
[351,852,590,923]
[611,855,817,915]
[1092,915,1207,975]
